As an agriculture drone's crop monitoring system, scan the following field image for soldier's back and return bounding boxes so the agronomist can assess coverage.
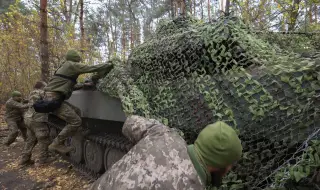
[5,98,22,120]
[24,89,48,123]
[91,127,203,190]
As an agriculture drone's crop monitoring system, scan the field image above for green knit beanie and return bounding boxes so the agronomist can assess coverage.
[12,91,22,97]
[194,121,242,168]
[66,49,81,62]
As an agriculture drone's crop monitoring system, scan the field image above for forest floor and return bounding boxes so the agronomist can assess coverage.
[0,105,93,190]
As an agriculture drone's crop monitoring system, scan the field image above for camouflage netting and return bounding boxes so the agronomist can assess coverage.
[257,32,320,54]
[97,16,320,189]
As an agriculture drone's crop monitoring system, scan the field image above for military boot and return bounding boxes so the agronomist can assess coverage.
[48,138,73,154]
[38,157,56,166]
[18,155,34,166]
[2,140,9,147]
[2,137,14,147]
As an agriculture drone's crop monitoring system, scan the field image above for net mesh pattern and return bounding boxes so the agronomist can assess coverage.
[257,32,320,54]
[97,16,320,189]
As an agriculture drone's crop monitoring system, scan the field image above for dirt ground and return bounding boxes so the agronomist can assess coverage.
[0,105,93,190]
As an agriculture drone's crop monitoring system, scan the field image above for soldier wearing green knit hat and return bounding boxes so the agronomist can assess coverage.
[41,49,114,154]
[2,91,29,146]
[188,121,242,187]
[12,90,22,97]
[90,115,242,190]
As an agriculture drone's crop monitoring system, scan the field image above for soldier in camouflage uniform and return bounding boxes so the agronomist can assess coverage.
[2,91,29,146]
[43,49,114,154]
[19,81,54,166]
[90,115,243,190]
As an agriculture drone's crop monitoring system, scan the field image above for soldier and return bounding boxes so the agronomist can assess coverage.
[36,49,114,154]
[2,91,29,146]
[90,115,243,190]
[19,81,54,166]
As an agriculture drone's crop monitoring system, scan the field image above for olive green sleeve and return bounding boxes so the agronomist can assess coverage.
[70,62,114,75]
[7,100,29,109]
[73,83,84,90]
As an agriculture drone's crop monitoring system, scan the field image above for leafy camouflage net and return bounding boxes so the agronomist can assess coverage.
[257,32,320,54]
[97,16,320,189]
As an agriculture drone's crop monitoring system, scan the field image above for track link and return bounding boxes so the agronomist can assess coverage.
[47,119,133,178]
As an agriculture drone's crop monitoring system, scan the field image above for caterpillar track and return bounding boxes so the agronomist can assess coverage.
[48,114,133,179]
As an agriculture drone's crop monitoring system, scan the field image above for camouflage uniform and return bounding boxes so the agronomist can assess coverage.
[44,49,113,153]
[20,89,50,164]
[90,115,204,190]
[3,98,28,146]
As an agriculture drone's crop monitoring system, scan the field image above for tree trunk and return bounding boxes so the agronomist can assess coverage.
[122,24,126,60]
[244,0,249,24]
[288,0,301,31]
[79,0,84,52]
[309,4,312,24]
[73,1,80,26]
[68,0,73,23]
[109,15,114,58]
[63,0,68,22]
[208,0,210,20]
[193,0,196,16]
[40,0,49,82]
[170,0,174,17]
[281,18,286,31]
[225,0,230,16]
[130,24,134,50]
[135,20,141,45]
[114,22,118,53]
[314,5,317,23]
[200,0,203,19]
[181,0,186,15]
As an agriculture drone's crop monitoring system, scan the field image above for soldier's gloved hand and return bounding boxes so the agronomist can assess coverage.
[73,83,84,90]
[83,82,94,87]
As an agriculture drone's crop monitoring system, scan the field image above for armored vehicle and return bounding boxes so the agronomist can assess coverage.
[47,16,320,189]
[48,88,133,177]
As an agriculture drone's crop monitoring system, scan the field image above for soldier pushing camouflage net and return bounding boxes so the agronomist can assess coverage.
[97,16,320,189]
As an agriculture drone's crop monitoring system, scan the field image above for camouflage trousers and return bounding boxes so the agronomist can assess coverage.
[21,121,50,161]
[3,118,27,145]
[53,101,82,143]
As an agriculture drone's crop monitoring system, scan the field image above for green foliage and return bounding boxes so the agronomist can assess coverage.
[0,0,15,14]
[258,33,320,54]
[0,2,101,101]
[98,16,320,189]
[272,140,320,189]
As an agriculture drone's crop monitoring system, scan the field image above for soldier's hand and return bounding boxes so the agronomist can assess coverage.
[84,82,94,87]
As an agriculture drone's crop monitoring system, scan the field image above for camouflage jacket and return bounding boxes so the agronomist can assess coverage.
[5,98,29,121]
[44,61,113,100]
[90,115,204,190]
[24,89,48,123]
